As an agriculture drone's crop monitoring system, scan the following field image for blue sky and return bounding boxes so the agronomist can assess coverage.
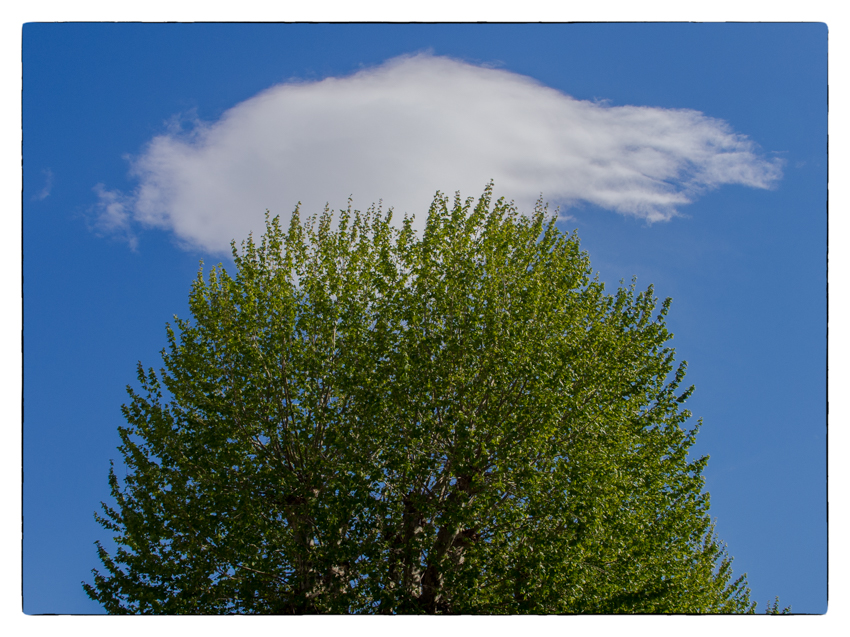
[20,22,827,614]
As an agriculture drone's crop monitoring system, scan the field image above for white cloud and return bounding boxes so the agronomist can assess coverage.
[33,168,53,201]
[91,183,138,251]
[96,53,783,254]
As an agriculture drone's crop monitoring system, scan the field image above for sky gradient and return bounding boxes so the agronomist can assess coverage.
[21,22,827,614]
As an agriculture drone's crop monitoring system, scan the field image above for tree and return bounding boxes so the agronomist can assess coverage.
[765,597,792,615]
[85,185,756,614]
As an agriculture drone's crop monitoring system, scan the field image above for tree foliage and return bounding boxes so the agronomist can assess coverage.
[765,597,792,615]
[85,186,756,613]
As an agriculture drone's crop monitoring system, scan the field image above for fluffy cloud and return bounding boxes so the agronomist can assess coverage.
[96,53,783,254]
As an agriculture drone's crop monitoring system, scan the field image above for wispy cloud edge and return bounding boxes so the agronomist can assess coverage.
[33,168,53,201]
[94,53,783,253]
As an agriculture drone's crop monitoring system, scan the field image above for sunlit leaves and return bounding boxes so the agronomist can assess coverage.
[85,185,754,614]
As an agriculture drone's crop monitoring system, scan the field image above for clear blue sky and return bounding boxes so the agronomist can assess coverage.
[22,23,827,614]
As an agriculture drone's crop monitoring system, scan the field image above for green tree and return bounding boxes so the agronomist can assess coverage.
[765,597,792,614]
[85,185,756,613]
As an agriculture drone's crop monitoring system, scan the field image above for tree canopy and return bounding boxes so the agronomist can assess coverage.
[85,185,756,613]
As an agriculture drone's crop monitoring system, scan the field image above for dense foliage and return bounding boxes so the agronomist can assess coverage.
[85,186,755,613]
